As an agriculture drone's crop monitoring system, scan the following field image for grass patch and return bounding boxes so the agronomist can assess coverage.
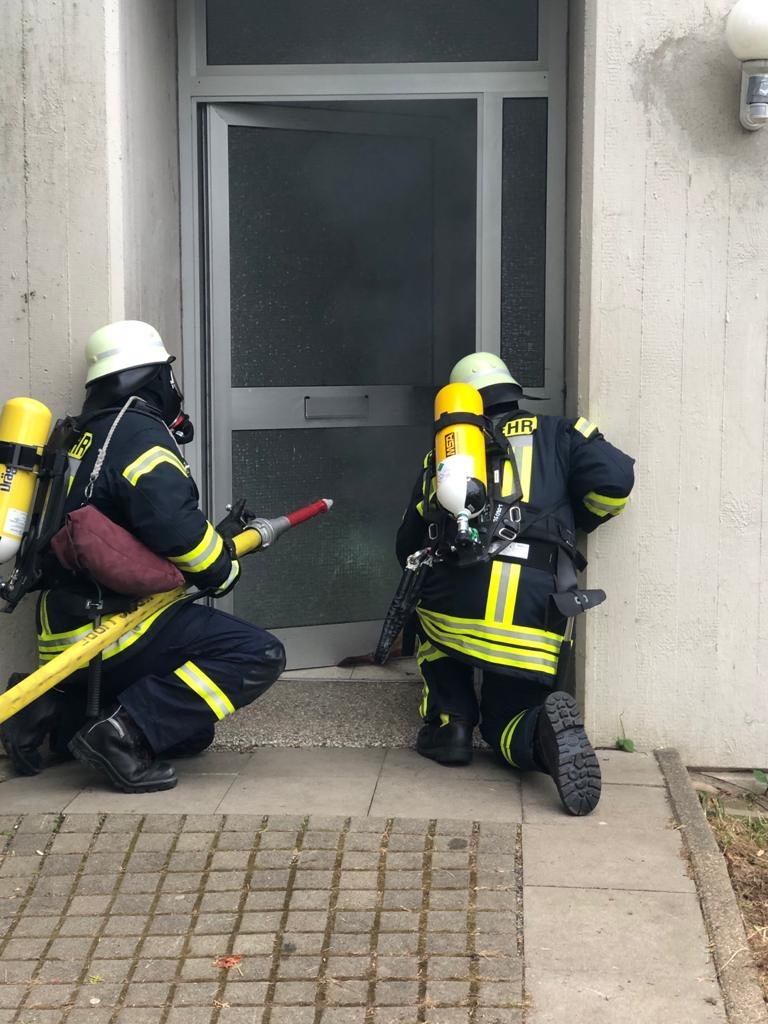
[702,794,768,1001]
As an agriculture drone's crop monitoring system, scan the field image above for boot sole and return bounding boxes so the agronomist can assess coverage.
[68,735,178,793]
[538,691,601,816]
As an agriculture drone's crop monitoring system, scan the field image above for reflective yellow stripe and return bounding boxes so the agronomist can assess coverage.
[417,613,558,675]
[500,710,526,766]
[501,563,521,623]
[583,491,628,518]
[416,637,447,667]
[505,435,534,504]
[418,606,562,654]
[501,461,513,498]
[169,522,224,574]
[40,592,51,636]
[123,446,189,486]
[174,660,235,720]
[416,638,447,719]
[38,596,186,664]
[574,417,598,438]
[420,680,429,719]
[519,443,533,503]
[485,562,521,624]
[486,561,502,621]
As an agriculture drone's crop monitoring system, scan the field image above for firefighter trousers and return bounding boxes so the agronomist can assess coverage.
[52,603,285,756]
[418,655,550,772]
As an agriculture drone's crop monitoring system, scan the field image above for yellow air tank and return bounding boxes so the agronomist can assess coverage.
[0,398,53,564]
[433,383,487,539]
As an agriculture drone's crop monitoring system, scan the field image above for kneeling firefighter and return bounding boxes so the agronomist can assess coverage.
[0,320,286,793]
[393,352,635,816]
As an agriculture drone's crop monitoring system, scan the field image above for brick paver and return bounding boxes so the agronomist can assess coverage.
[0,813,523,1022]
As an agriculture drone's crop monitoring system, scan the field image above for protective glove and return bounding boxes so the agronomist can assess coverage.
[215,498,251,555]
[0,675,60,776]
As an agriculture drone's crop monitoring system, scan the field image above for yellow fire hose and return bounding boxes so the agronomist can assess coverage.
[0,499,332,726]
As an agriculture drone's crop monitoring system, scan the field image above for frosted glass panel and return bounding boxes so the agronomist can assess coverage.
[207,0,538,65]
[229,125,434,388]
[232,425,431,628]
[500,98,548,389]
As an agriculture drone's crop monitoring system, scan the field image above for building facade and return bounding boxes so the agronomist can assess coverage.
[1,0,767,766]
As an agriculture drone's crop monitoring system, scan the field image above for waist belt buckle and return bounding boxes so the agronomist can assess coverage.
[498,505,522,541]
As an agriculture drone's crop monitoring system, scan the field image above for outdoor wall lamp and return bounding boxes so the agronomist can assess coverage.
[726,0,768,131]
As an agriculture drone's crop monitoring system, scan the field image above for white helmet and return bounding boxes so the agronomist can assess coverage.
[449,352,522,392]
[85,320,172,386]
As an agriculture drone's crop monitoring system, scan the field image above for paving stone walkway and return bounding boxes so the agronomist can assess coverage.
[0,749,727,1023]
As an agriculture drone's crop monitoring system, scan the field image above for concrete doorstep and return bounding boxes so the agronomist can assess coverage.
[0,746,740,1023]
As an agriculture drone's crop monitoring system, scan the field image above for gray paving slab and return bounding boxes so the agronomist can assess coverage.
[216,748,386,816]
[595,749,665,786]
[522,821,695,892]
[0,761,92,813]
[65,773,238,815]
[525,967,725,1023]
[521,774,674,826]
[171,751,253,775]
[524,886,719,978]
[370,750,522,823]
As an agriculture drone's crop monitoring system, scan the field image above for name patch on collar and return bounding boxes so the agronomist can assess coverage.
[501,416,537,437]
[68,432,93,460]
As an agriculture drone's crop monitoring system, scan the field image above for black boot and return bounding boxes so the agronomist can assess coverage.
[68,706,177,793]
[534,691,601,816]
[417,718,473,766]
[0,674,58,776]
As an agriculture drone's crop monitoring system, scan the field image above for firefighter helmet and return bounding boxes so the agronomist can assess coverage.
[449,352,522,393]
[85,320,172,386]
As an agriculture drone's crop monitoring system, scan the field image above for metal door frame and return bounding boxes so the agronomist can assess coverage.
[176,0,567,663]
[178,0,567,482]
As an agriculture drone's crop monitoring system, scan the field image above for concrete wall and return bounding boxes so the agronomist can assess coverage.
[119,0,181,357]
[0,0,118,675]
[571,0,768,766]
[0,0,180,681]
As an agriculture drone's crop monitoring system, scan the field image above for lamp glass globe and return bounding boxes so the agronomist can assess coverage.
[726,0,768,60]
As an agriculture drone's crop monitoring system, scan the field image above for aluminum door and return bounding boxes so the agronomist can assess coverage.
[204,102,476,668]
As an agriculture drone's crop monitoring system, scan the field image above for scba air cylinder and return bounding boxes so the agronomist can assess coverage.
[434,382,487,536]
[0,398,53,564]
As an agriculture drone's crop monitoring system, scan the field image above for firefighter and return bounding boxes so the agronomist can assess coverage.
[396,352,635,815]
[0,320,285,793]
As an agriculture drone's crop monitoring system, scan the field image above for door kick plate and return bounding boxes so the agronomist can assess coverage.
[304,395,369,420]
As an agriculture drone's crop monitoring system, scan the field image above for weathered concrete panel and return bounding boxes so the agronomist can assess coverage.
[0,0,118,683]
[120,0,181,357]
[574,1,768,764]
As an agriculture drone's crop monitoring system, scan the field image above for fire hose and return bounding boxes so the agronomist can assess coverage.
[0,498,332,726]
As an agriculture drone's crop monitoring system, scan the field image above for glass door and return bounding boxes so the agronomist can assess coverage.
[204,101,477,667]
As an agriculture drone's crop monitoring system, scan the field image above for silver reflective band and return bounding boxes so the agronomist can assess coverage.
[88,338,167,366]
[176,530,222,572]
